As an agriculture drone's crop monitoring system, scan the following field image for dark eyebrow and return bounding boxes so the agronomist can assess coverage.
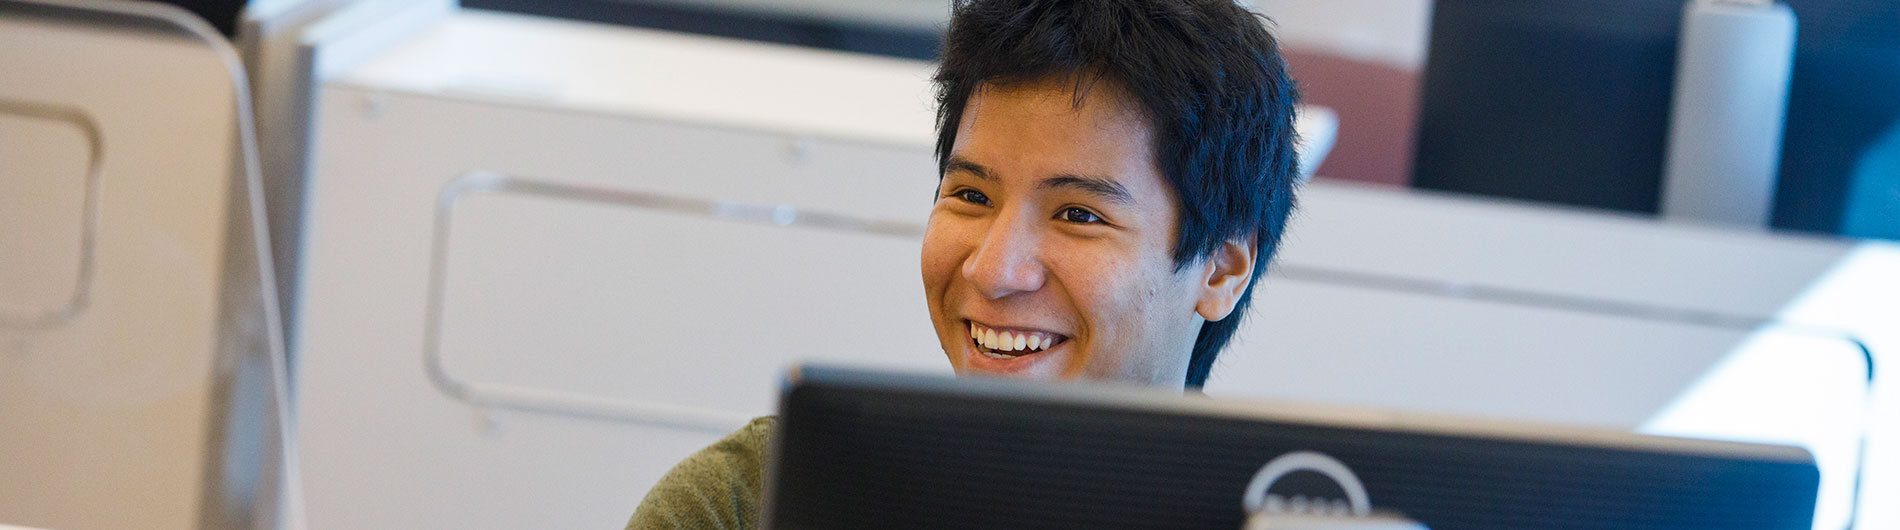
[946,154,1133,205]
[944,156,995,181]
[1041,174,1134,205]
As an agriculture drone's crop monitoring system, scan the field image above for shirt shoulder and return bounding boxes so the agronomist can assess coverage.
[625,416,777,530]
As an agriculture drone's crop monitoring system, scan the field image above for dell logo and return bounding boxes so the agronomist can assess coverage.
[1243,450,1371,517]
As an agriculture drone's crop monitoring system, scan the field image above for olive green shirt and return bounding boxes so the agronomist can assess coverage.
[626,417,777,530]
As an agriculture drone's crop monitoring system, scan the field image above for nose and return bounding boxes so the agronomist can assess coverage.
[962,211,1047,299]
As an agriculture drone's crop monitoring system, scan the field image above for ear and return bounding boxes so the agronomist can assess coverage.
[1194,236,1257,322]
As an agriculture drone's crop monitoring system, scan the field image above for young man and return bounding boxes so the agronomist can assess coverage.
[628,0,1298,527]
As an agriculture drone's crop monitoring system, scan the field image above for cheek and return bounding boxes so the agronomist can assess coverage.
[1050,246,1148,330]
[1061,248,1192,347]
[920,214,967,297]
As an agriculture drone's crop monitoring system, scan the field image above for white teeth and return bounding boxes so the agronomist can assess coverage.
[970,322,1065,355]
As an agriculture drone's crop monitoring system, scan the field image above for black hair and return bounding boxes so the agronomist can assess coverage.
[933,0,1300,388]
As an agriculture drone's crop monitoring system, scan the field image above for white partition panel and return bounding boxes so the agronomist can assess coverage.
[0,17,233,530]
[297,87,950,528]
[297,26,947,522]
[1,2,291,530]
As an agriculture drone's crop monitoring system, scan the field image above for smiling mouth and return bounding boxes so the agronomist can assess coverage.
[968,321,1067,360]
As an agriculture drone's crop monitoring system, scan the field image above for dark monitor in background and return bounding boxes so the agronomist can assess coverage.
[1414,0,1900,240]
[767,366,1821,530]
[461,0,942,60]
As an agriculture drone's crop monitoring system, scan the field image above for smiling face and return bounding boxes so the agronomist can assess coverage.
[922,77,1240,386]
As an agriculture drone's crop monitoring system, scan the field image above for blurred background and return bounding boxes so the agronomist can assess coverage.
[1,1,1895,529]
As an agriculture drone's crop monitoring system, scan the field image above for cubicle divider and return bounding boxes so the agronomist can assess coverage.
[296,65,948,530]
[0,1,294,530]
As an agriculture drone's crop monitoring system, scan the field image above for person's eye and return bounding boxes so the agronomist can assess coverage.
[1058,206,1103,224]
[952,188,991,206]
